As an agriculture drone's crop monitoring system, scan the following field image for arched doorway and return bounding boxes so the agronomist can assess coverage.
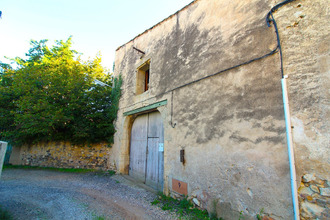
[129,111,164,191]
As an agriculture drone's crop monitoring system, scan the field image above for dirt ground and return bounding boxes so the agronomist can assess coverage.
[0,169,178,220]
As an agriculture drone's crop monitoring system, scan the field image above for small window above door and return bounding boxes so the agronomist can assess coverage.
[136,60,150,95]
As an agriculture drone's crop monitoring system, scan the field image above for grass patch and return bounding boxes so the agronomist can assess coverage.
[107,170,116,176]
[151,199,160,205]
[151,193,222,220]
[256,208,264,220]
[0,205,13,220]
[3,164,116,176]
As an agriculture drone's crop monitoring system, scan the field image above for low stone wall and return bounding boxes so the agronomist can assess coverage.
[12,142,114,171]
[0,141,8,178]
[298,174,329,219]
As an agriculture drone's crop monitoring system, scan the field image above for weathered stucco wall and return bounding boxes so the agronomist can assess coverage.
[112,0,328,219]
[275,0,329,219]
[10,142,114,171]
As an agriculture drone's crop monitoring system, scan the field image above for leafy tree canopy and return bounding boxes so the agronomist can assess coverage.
[0,37,122,146]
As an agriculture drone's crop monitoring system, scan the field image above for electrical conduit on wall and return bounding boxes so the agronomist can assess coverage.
[267,0,300,219]
[282,76,300,220]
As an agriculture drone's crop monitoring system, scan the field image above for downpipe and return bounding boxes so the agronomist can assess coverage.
[281,75,300,220]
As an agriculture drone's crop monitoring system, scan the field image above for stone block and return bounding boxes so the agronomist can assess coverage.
[320,188,330,197]
[299,186,314,195]
[303,174,316,183]
[193,198,200,206]
[301,201,325,216]
[310,185,320,193]
[0,141,8,178]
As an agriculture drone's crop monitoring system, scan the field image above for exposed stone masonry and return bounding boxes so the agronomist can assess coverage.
[299,174,329,219]
[18,142,113,171]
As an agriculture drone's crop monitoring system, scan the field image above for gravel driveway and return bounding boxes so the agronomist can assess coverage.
[0,169,178,220]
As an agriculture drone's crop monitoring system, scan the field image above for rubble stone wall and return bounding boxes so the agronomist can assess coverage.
[10,142,114,171]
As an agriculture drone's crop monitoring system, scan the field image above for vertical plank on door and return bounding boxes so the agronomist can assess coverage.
[146,137,159,189]
[158,142,164,191]
[147,111,164,191]
[129,114,148,183]
[148,111,163,138]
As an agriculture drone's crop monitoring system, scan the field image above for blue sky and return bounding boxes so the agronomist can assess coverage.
[0,0,193,71]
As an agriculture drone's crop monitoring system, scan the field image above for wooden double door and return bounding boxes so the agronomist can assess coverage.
[129,111,164,191]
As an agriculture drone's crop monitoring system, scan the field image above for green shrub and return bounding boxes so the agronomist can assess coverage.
[0,37,122,146]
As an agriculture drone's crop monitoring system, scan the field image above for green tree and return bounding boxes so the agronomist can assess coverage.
[0,37,122,146]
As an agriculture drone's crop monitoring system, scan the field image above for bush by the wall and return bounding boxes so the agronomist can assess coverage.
[0,37,122,146]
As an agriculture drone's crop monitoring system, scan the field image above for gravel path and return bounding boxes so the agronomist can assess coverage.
[0,169,178,220]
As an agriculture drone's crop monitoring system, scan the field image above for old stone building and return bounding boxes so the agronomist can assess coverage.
[7,0,328,219]
[110,0,329,219]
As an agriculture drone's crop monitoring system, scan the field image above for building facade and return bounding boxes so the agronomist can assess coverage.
[110,0,329,219]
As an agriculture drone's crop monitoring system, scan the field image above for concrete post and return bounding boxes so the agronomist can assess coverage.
[0,141,8,178]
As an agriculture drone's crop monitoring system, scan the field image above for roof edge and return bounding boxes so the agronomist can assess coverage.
[116,0,198,51]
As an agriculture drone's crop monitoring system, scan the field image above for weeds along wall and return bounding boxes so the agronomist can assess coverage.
[9,142,115,171]
[111,0,329,219]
